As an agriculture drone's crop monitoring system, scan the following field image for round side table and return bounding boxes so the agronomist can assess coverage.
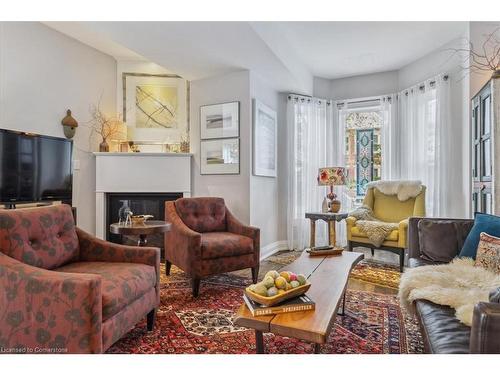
[109,220,171,247]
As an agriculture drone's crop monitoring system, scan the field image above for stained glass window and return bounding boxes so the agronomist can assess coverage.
[344,111,382,202]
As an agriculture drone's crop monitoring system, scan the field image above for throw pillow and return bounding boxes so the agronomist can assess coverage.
[418,220,461,262]
[459,212,500,259]
[475,232,500,274]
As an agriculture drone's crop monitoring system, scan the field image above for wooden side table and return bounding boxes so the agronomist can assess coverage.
[305,212,348,249]
[109,220,171,247]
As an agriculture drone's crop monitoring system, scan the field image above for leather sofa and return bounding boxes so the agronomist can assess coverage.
[408,217,500,353]
[0,204,160,353]
[165,197,260,297]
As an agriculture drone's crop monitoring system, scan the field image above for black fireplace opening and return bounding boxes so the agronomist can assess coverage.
[106,192,183,252]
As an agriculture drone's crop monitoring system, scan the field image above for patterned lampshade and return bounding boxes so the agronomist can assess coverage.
[317,167,347,186]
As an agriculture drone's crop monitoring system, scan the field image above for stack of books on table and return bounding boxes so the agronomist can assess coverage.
[243,294,315,317]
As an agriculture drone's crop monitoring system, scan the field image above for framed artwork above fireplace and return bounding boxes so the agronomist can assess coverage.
[122,73,190,145]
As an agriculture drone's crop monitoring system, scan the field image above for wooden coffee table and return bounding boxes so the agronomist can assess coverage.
[110,220,171,247]
[234,250,364,354]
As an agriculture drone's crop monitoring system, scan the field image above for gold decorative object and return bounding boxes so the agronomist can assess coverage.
[61,109,78,139]
[180,137,190,153]
[317,167,347,213]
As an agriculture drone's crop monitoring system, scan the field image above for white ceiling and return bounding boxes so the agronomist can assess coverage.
[44,21,468,93]
[272,22,467,79]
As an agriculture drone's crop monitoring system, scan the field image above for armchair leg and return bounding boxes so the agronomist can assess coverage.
[192,278,201,297]
[348,241,353,252]
[251,266,260,284]
[147,309,156,331]
[399,251,405,273]
[165,260,172,276]
[370,248,375,256]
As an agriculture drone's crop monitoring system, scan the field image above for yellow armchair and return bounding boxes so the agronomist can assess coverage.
[347,185,426,272]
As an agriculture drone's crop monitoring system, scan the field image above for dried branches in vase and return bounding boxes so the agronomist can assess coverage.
[88,103,125,152]
[448,27,500,79]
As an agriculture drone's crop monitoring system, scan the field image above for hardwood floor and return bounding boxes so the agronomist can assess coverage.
[231,246,399,296]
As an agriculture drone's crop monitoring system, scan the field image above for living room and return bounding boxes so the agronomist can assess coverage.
[1,0,500,373]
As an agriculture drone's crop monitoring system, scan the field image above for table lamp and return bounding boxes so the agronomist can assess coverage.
[317,167,346,213]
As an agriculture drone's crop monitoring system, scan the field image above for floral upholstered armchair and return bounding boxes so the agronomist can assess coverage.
[165,197,260,297]
[0,204,160,353]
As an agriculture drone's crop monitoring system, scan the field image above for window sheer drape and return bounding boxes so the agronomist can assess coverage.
[398,75,451,216]
[286,74,451,249]
[286,95,347,251]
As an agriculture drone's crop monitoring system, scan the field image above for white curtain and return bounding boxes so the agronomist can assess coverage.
[286,95,347,251]
[398,75,451,216]
[380,94,399,179]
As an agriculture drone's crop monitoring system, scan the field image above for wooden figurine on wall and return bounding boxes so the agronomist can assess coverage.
[61,109,78,139]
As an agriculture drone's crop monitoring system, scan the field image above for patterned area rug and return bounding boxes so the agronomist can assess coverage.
[350,259,401,289]
[107,264,422,354]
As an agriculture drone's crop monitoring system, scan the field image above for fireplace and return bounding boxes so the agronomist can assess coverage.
[106,192,182,251]
[94,152,192,239]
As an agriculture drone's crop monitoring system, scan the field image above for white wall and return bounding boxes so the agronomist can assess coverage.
[249,72,282,250]
[189,70,251,222]
[0,22,116,232]
[313,71,399,100]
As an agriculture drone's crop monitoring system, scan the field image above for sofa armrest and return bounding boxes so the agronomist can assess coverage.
[346,216,357,241]
[226,209,260,259]
[77,228,160,269]
[0,252,102,353]
[164,201,202,272]
[398,218,409,248]
[470,299,500,353]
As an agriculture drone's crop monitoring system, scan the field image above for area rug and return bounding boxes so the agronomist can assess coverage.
[107,264,422,354]
[350,259,401,289]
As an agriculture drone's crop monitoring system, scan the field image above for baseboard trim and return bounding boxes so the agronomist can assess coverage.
[260,240,288,261]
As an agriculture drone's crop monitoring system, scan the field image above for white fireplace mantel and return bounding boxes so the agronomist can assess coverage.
[94,152,192,238]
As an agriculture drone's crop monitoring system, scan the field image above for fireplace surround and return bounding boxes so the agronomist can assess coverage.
[94,152,192,239]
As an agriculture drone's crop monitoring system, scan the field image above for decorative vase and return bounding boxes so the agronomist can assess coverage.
[329,200,341,213]
[99,138,109,152]
[322,197,329,213]
[118,201,131,225]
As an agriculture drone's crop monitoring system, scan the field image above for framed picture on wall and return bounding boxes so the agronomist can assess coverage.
[200,101,239,139]
[122,73,189,144]
[200,138,240,175]
[253,99,277,177]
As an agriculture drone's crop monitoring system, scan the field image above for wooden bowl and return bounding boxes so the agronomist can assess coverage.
[245,282,311,307]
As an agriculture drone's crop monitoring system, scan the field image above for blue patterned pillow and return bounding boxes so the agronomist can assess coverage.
[459,213,500,259]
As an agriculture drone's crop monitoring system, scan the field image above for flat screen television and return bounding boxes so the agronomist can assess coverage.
[0,129,73,205]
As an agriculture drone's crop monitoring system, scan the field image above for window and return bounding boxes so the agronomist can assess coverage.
[344,110,382,204]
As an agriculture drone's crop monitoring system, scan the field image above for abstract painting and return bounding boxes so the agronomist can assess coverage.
[200,138,240,175]
[135,85,178,128]
[123,73,189,144]
[253,99,277,177]
[200,102,239,139]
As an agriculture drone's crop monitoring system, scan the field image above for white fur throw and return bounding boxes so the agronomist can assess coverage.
[399,258,500,326]
[366,180,422,201]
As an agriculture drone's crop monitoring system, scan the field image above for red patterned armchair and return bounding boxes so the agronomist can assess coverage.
[0,204,160,353]
[165,197,260,297]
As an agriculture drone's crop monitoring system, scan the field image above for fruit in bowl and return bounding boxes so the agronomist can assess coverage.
[245,269,310,306]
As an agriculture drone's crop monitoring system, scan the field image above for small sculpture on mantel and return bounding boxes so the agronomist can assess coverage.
[61,109,78,139]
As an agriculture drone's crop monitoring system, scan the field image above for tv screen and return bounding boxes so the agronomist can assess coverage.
[0,129,73,204]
